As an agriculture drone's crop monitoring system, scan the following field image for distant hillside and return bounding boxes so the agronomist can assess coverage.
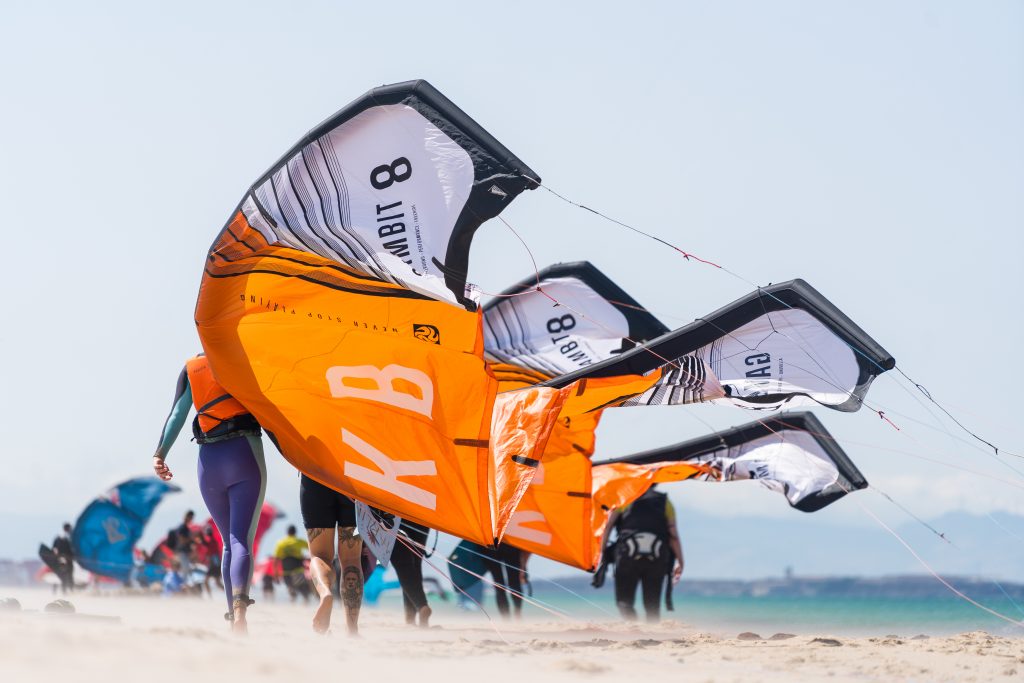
[522,508,1024,582]
[549,573,1024,600]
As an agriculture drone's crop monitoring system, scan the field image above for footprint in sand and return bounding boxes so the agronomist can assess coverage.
[556,659,610,674]
[810,637,843,647]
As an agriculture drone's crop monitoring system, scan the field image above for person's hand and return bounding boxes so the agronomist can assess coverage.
[672,561,683,584]
[153,455,173,481]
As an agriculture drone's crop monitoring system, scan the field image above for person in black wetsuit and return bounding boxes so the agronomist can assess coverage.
[389,519,432,627]
[482,543,525,619]
[52,523,75,594]
[600,486,684,622]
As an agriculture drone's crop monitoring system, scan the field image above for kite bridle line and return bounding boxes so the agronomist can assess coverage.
[476,164,1024,627]
[748,413,951,546]
[482,179,1024,614]
[358,91,1011,460]
[258,108,1014,466]
[226,94,1020,621]
[875,361,1024,478]
[534,179,1017,461]
[385,524,575,623]
[536,184,723,269]
[687,393,1024,618]
[853,496,1024,629]
[351,90,1002,461]
[392,532,511,644]
[986,513,1024,546]
[982,517,1024,617]
[609,408,1024,627]
[762,414,1024,493]
[894,366,1010,457]
[396,533,578,621]
[745,415,1024,623]
[493,202,1024,550]
[432,536,619,620]
[491,196,902,427]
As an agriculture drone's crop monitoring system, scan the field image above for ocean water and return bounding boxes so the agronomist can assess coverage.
[505,586,1024,637]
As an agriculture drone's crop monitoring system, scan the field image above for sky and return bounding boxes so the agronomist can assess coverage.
[0,1,1021,581]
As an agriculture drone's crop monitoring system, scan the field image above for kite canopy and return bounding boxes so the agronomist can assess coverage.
[505,413,866,570]
[546,279,896,415]
[222,79,538,307]
[197,80,564,546]
[485,261,668,567]
[480,264,884,568]
[71,477,180,581]
[196,80,892,553]
[599,412,867,513]
[483,261,669,374]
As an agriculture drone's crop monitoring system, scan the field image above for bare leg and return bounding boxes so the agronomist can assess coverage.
[232,598,248,635]
[417,604,432,628]
[337,526,363,636]
[306,527,335,633]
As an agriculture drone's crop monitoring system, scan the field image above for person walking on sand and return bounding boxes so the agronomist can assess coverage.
[389,519,432,627]
[168,510,196,586]
[196,524,224,596]
[481,543,526,620]
[274,525,311,603]
[52,523,75,594]
[152,354,266,634]
[299,474,363,635]
[598,485,683,623]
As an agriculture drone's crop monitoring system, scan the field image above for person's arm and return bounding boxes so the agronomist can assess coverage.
[598,508,621,564]
[153,367,192,481]
[665,500,684,583]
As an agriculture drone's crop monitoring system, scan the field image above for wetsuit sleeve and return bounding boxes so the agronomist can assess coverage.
[154,367,193,460]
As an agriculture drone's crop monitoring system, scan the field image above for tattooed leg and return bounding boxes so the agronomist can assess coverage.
[306,527,335,633]
[337,526,363,636]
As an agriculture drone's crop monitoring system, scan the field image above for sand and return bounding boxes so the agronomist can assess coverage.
[1,588,1022,683]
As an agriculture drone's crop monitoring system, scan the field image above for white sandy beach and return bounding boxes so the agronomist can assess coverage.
[1,588,1021,683]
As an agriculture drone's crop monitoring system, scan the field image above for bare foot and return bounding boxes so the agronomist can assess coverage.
[232,607,248,636]
[417,605,432,629]
[313,594,332,634]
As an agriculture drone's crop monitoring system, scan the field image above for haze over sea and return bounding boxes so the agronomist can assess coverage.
[433,587,1024,638]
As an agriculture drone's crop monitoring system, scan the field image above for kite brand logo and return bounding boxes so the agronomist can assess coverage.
[744,352,772,378]
[413,324,440,344]
[102,517,126,544]
[325,364,439,511]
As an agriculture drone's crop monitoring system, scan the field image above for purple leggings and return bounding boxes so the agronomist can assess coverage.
[197,435,266,613]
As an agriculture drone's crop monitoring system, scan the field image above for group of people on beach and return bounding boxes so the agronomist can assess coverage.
[151,353,683,634]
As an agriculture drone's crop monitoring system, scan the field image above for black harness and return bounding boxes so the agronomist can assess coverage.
[592,489,676,611]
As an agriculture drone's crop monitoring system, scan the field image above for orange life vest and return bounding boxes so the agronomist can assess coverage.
[184,355,250,435]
